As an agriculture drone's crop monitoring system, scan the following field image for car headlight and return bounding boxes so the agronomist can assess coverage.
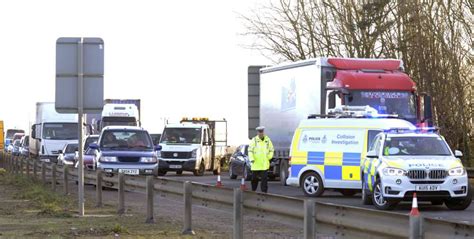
[191,149,198,158]
[156,150,161,158]
[383,167,406,176]
[140,157,157,163]
[449,167,465,176]
[100,156,117,162]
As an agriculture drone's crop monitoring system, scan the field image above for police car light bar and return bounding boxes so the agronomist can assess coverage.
[327,105,399,119]
[384,127,439,134]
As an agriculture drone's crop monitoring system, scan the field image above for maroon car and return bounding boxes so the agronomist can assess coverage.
[75,148,98,170]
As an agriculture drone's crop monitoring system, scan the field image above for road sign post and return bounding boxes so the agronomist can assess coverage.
[56,37,104,216]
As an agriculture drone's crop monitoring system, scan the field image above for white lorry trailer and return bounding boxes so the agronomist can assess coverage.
[29,102,79,163]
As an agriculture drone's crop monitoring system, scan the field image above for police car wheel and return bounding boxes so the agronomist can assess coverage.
[445,184,472,210]
[279,160,288,186]
[301,172,324,197]
[372,179,397,210]
[361,176,373,205]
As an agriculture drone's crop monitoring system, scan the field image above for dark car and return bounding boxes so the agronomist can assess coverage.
[57,143,79,166]
[229,145,252,180]
[75,147,98,170]
[84,135,99,151]
[19,135,30,157]
[11,139,22,156]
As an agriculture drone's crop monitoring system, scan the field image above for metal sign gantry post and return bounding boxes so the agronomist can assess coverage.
[56,37,104,216]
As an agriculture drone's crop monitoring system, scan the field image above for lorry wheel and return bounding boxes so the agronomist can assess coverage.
[193,162,205,176]
[213,169,219,176]
[431,200,444,206]
[372,178,398,210]
[445,185,472,210]
[279,160,289,186]
[229,166,237,179]
[157,170,167,176]
[361,176,373,205]
[301,172,324,197]
[176,170,183,175]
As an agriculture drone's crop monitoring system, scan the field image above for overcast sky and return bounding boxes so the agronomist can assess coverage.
[0,0,273,144]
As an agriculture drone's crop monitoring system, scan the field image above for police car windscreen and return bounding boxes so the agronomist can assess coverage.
[347,91,416,120]
[383,136,451,156]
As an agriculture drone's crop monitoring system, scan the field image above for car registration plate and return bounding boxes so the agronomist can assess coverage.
[415,185,440,191]
[170,165,182,169]
[118,169,139,175]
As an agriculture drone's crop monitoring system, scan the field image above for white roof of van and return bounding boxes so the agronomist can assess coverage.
[298,118,415,129]
[165,123,203,129]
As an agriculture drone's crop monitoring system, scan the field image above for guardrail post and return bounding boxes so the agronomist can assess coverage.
[304,199,316,239]
[41,162,46,184]
[96,169,103,207]
[145,176,155,223]
[182,181,195,235]
[19,157,24,175]
[63,165,69,195]
[51,164,57,191]
[233,188,243,239]
[33,160,38,179]
[118,173,125,215]
[12,157,16,175]
[409,214,422,239]
[26,158,30,177]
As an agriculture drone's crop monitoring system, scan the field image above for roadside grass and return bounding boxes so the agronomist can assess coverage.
[0,172,217,238]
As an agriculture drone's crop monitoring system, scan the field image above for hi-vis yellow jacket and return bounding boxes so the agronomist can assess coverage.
[248,135,274,171]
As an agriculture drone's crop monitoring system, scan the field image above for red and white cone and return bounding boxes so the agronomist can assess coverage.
[216,175,223,187]
[410,192,420,216]
[240,177,247,190]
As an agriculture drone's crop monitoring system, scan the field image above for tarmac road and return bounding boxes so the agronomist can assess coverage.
[161,171,474,223]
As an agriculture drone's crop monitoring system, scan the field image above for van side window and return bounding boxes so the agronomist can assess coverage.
[203,129,209,145]
[374,137,382,154]
[369,135,380,152]
[367,130,382,151]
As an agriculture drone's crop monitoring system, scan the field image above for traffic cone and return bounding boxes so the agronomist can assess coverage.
[216,175,223,187]
[240,177,247,190]
[410,192,420,216]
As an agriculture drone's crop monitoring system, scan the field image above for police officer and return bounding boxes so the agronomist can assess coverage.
[248,126,274,193]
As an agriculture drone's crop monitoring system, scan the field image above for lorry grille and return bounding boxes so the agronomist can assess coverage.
[407,169,447,180]
[162,152,192,159]
[118,157,140,163]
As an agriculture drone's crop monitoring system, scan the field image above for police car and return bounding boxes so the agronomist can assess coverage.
[361,128,471,210]
[286,106,417,197]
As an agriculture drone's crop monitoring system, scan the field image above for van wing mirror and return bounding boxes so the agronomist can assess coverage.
[155,145,162,151]
[418,94,433,125]
[366,151,378,158]
[328,91,336,109]
[89,143,99,150]
[31,125,37,139]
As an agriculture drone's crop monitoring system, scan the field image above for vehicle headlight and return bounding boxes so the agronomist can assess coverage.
[449,167,465,176]
[100,156,117,162]
[383,167,406,176]
[140,157,157,163]
[156,150,161,158]
[191,149,198,158]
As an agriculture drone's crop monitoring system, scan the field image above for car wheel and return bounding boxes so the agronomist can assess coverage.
[279,160,289,186]
[361,176,373,205]
[301,172,324,197]
[193,162,205,176]
[229,165,237,179]
[431,200,444,206]
[445,185,472,210]
[176,170,183,175]
[157,170,167,176]
[372,178,398,210]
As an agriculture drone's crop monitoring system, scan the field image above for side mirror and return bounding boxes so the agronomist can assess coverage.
[366,151,378,158]
[328,91,336,109]
[454,150,463,158]
[89,143,99,150]
[417,94,433,125]
[31,125,36,139]
[155,145,162,151]
[58,150,63,154]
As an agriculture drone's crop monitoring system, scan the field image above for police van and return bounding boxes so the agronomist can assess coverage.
[362,128,471,210]
[286,107,416,197]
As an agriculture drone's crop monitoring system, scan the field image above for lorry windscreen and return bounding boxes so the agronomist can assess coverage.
[43,123,78,140]
[101,117,137,128]
[383,136,451,156]
[100,130,153,150]
[160,128,201,144]
[6,130,24,139]
[346,91,416,121]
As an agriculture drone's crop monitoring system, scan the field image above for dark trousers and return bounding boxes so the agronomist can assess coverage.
[251,170,268,193]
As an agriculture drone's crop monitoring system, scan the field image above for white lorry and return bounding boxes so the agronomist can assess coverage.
[98,103,140,131]
[158,118,228,176]
[29,102,79,163]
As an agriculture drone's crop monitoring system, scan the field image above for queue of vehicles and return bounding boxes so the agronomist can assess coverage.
[1,57,469,211]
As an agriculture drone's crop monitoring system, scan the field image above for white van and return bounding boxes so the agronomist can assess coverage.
[286,117,415,197]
